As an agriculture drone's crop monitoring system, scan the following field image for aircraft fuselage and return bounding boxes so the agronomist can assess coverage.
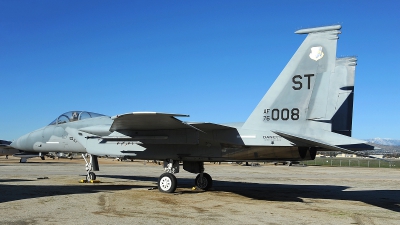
[10,115,314,162]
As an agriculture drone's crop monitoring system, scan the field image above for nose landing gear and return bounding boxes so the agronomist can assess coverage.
[82,154,99,181]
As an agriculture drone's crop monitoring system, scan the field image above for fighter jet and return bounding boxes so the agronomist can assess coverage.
[2,25,376,193]
[0,140,19,158]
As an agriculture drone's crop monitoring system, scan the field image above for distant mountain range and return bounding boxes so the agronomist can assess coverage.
[365,138,400,146]
[364,138,400,154]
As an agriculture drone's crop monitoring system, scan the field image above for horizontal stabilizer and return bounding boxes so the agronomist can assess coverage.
[272,130,381,160]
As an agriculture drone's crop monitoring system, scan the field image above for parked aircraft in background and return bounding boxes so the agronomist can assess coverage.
[0,140,18,159]
[0,25,376,193]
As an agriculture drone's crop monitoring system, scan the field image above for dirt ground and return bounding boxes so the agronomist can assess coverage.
[0,157,399,224]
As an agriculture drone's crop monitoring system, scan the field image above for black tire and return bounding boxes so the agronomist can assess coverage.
[158,173,177,193]
[87,172,96,181]
[195,173,213,190]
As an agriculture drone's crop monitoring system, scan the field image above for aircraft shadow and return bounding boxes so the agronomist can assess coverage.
[101,174,159,182]
[0,183,152,204]
[0,179,35,183]
[1,174,399,213]
[101,174,400,212]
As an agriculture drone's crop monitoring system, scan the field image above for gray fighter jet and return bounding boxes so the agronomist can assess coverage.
[0,140,19,158]
[1,25,376,193]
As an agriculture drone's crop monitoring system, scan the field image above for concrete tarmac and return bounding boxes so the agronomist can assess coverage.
[1,157,400,224]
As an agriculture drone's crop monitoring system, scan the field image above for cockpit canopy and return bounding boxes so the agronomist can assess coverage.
[49,111,108,125]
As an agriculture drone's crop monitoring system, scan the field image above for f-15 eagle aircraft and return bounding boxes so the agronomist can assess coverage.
[0,140,19,158]
[1,25,376,193]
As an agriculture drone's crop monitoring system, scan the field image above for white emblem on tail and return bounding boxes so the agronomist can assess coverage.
[309,46,324,61]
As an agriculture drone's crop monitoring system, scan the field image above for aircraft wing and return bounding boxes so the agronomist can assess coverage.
[187,122,236,131]
[110,112,235,133]
[271,130,379,159]
[110,112,193,132]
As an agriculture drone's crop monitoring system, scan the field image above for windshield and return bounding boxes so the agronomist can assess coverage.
[49,111,108,125]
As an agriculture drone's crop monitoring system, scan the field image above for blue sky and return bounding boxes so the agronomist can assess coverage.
[1,0,399,140]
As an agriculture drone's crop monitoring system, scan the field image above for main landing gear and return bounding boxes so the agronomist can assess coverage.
[195,173,213,190]
[82,154,99,181]
[157,160,213,193]
[158,173,177,193]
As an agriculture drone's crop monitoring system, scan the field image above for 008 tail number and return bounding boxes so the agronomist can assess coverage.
[263,108,299,121]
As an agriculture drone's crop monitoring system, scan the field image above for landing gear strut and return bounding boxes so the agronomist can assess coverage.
[82,154,99,181]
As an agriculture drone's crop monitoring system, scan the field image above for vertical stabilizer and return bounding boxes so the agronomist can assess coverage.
[243,25,341,130]
[307,57,356,135]
[330,57,356,136]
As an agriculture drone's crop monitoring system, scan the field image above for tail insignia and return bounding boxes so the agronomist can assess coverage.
[309,46,324,61]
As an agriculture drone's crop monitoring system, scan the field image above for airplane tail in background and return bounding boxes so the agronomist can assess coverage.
[243,25,341,130]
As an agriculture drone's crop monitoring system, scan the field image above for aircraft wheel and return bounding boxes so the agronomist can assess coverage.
[195,173,213,190]
[87,172,96,181]
[158,173,177,193]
